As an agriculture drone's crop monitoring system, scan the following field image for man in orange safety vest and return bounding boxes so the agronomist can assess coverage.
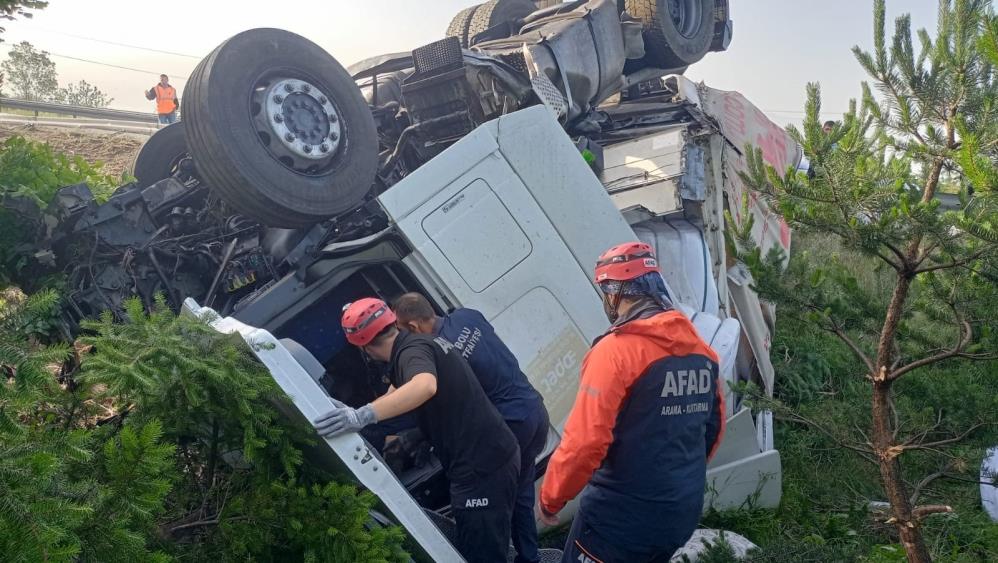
[145,74,179,125]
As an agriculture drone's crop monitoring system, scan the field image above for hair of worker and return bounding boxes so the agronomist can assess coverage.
[392,292,436,323]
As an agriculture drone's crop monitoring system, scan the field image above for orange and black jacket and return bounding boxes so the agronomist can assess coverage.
[540,307,725,549]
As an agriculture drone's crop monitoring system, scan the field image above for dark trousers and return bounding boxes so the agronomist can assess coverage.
[507,405,550,563]
[561,505,681,563]
[450,452,519,563]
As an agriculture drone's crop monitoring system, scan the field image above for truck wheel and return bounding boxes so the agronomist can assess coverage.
[467,0,537,45]
[446,4,480,47]
[183,28,378,228]
[129,121,189,187]
[625,0,715,68]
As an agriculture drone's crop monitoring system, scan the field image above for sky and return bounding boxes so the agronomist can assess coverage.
[0,1,940,126]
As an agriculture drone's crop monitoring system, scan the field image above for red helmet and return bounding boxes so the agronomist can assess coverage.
[594,242,659,283]
[341,298,397,346]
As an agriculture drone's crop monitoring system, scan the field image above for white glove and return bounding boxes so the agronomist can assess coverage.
[312,402,377,437]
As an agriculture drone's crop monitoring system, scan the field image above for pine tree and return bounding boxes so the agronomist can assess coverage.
[730,1,998,561]
[0,291,175,562]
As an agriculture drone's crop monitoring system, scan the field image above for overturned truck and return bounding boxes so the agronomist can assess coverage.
[6,1,803,560]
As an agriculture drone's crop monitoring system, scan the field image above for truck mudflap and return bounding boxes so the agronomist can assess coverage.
[181,298,465,563]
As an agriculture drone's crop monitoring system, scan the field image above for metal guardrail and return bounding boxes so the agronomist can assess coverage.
[0,115,158,136]
[0,97,160,124]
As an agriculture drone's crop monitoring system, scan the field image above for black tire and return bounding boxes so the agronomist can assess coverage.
[625,0,715,68]
[128,121,188,188]
[183,28,378,228]
[446,4,480,47]
[467,0,537,45]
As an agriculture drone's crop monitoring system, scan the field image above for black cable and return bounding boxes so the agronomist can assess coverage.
[32,27,201,59]
[0,42,190,78]
[47,52,190,79]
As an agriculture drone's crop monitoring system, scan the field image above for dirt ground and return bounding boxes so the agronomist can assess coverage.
[0,123,146,178]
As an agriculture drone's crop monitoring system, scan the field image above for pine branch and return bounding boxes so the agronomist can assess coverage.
[774,410,877,464]
[909,462,953,506]
[890,307,973,380]
[913,247,991,274]
[826,322,876,375]
[903,422,987,451]
[911,504,953,521]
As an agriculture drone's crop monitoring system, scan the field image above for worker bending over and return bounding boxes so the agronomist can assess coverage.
[394,293,550,563]
[312,298,519,563]
[538,242,726,562]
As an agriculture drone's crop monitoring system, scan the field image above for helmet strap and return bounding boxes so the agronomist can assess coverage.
[602,283,627,323]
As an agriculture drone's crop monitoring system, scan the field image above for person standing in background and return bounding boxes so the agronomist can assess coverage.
[145,74,179,125]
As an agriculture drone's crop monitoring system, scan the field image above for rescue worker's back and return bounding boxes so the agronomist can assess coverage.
[545,309,723,550]
[539,241,725,562]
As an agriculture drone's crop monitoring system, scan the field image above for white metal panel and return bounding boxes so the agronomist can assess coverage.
[983,446,998,521]
[495,106,639,286]
[608,182,682,216]
[489,288,592,428]
[689,310,741,417]
[707,409,760,470]
[183,299,464,563]
[757,410,775,452]
[704,450,782,512]
[420,178,532,292]
[378,120,500,217]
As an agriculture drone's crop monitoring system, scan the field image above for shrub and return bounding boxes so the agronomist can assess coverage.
[0,291,174,562]
[79,297,409,561]
[1,294,409,561]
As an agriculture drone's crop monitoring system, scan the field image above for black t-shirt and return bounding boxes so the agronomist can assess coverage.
[389,330,518,482]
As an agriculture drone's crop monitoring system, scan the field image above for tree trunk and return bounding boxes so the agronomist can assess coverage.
[871,381,933,563]
[872,273,934,562]
[876,275,912,372]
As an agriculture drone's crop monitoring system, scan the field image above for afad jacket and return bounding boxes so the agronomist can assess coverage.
[540,308,725,549]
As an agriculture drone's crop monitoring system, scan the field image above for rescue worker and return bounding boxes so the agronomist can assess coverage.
[312,298,520,563]
[537,242,726,563]
[145,74,179,125]
[393,292,551,563]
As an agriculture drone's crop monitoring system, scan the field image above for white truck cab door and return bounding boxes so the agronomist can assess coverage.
[378,106,637,430]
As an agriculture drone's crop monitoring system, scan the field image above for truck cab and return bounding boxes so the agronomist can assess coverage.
[190,74,799,561]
